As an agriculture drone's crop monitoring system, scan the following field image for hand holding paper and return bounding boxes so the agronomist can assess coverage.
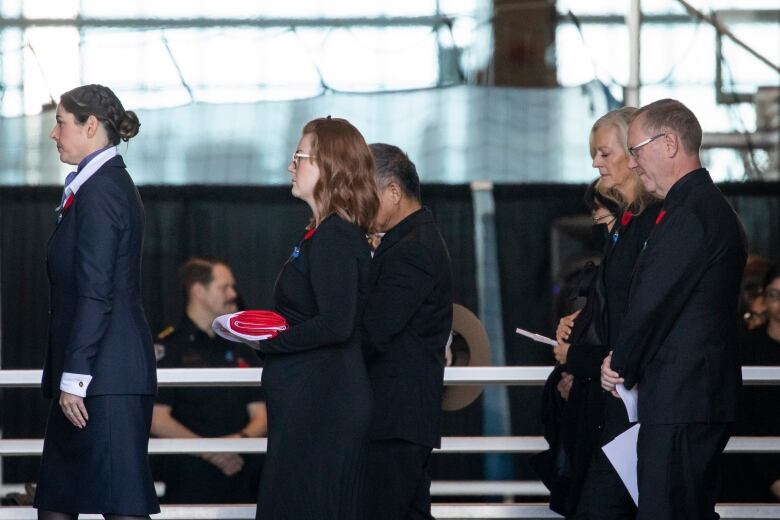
[515,327,558,347]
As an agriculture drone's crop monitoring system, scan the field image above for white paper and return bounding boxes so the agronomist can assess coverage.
[514,327,558,346]
[616,383,639,423]
[602,423,640,506]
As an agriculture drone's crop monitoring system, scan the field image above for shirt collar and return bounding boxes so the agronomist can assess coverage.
[663,168,710,208]
[66,146,118,197]
[77,146,112,172]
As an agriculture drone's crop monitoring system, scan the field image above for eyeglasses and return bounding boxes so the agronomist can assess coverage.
[766,289,780,301]
[592,213,615,225]
[628,133,666,157]
[290,152,315,169]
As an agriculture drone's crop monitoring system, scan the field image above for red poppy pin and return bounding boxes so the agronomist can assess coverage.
[656,209,667,225]
[621,211,634,227]
[63,193,75,210]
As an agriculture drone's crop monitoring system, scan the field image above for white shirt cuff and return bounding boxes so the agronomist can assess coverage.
[60,372,93,397]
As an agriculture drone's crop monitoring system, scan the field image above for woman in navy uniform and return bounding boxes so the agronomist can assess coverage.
[253,117,379,519]
[35,85,159,520]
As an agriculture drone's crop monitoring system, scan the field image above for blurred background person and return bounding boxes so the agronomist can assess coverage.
[723,265,780,502]
[252,117,379,520]
[35,84,159,519]
[151,257,266,504]
[739,255,773,333]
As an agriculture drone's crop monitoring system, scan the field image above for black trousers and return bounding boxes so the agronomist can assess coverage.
[572,449,636,520]
[366,439,434,520]
[637,423,730,520]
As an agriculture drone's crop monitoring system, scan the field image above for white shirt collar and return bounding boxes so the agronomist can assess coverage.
[65,146,119,198]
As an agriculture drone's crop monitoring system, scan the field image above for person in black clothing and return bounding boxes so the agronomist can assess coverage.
[151,258,266,503]
[362,143,453,520]
[723,266,780,502]
[252,117,379,520]
[602,99,748,520]
[546,107,660,519]
[533,178,619,515]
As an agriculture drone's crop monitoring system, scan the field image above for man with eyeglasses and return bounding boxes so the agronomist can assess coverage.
[600,98,748,519]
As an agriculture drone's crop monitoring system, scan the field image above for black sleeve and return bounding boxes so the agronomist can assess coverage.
[257,229,361,354]
[565,341,608,378]
[611,207,706,387]
[363,242,436,350]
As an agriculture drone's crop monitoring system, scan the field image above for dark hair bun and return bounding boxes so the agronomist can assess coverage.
[117,110,140,141]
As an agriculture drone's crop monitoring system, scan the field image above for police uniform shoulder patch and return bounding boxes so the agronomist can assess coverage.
[157,326,176,340]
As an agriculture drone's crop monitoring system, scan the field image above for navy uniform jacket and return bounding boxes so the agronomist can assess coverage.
[363,207,453,448]
[611,169,747,424]
[42,156,157,398]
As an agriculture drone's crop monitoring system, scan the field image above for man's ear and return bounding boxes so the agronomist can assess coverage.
[191,283,205,301]
[389,182,402,205]
[665,132,680,158]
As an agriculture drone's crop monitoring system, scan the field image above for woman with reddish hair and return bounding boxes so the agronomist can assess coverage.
[254,117,379,519]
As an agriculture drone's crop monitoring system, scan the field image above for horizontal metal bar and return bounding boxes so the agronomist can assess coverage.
[702,131,780,149]
[557,10,780,25]
[1,436,778,456]
[0,480,550,497]
[2,366,779,388]
[0,503,778,519]
[0,15,452,30]
[431,480,550,496]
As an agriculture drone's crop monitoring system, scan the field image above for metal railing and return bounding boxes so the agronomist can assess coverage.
[0,503,778,519]
[2,366,778,387]
[1,366,778,519]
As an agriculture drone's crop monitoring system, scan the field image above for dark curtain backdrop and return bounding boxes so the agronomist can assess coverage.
[0,184,481,482]
[2,181,779,485]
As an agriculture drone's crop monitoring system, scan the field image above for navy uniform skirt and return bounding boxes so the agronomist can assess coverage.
[34,395,160,515]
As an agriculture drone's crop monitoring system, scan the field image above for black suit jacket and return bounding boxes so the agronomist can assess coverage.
[363,207,453,448]
[611,169,747,424]
[43,155,157,398]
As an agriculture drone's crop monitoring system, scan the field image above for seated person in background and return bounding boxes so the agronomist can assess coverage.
[739,255,772,333]
[723,265,780,502]
[151,257,267,503]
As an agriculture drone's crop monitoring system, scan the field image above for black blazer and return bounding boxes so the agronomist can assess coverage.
[43,155,157,398]
[363,207,453,448]
[611,169,747,424]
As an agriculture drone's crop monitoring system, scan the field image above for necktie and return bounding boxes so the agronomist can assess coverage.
[60,170,78,208]
[56,171,78,224]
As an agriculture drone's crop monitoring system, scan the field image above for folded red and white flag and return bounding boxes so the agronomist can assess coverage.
[212,310,288,347]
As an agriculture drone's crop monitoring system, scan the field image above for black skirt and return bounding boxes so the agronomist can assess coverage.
[34,395,160,515]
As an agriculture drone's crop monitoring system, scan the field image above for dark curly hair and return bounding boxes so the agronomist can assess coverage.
[59,84,140,145]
